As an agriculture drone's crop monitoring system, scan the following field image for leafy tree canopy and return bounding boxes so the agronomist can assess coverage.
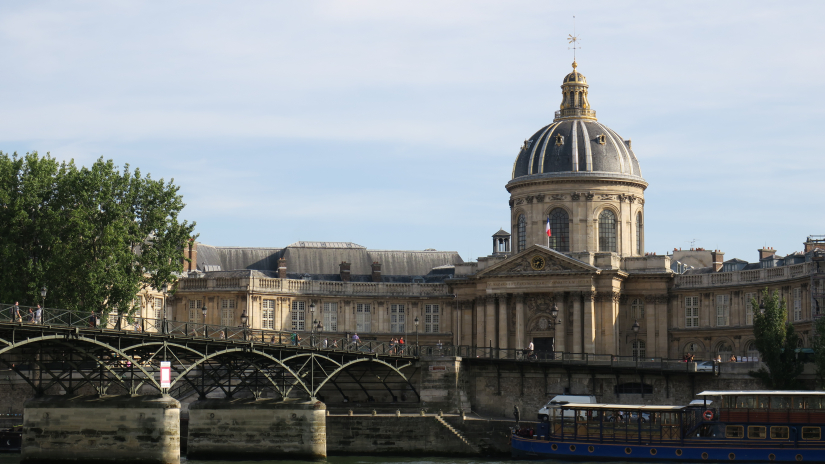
[749,288,804,389]
[0,151,196,315]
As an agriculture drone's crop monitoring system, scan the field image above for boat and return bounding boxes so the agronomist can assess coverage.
[0,425,21,452]
[511,390,825,462]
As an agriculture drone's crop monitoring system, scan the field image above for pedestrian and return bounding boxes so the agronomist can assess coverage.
[332,339,338,349]
[27,307,34,323]
[729,354,737,362]
[10,302,20,323]
[35,305,42,325]
[514,405,520,425]
[352,332,360,348]
[89,310,97,328]
[322,338,328,349]
[291,332,298,346]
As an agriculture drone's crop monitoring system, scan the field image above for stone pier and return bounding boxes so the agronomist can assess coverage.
[187,397,326,460]
[22,394,180,464]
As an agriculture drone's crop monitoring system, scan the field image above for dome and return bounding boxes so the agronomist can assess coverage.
[510,62,644,182]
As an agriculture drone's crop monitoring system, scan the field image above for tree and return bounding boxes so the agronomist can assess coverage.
[749,288,804,389]
[0,151,196,316]
[811,314,825,389]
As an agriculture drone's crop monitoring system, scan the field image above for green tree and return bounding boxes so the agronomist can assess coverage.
[811,314,825,389]
[0,151,196,316]
[749,288,804,389]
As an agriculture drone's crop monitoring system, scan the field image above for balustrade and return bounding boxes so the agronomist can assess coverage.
[676,261,813,289]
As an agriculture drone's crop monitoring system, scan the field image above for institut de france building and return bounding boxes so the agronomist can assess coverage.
[149,61,825,361]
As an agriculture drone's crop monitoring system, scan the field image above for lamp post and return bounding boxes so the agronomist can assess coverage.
[631,319,640,363]
[202,304,208,337]
[549,303,562,359]
[40,287,47,325]
[309,302,316,347]
[316,320,324,348]
[414,316,420,354]
[161,283,168,334]
[240,310,249,341]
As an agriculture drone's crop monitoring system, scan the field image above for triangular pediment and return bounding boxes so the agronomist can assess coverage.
[475,245,599,277]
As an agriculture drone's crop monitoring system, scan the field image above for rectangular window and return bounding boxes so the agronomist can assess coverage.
[220,308,234,326]
[291,301,305,331]
[745,292,756,325]
[793,287,802,322]
[262,300,275,330]
[154,297,164,319]
[802,427,821,440]
[770,426,789,440]
[390,304,405,333]
[188,308,199,323]
[748,426,766,439]
[323,302,338,332]
[725,425,744,439]
[716,294,730,327]
[221,299,235,309]
[188,299,203,310]
[425,304,440,333]
[685,296,699,328]
[356,303,371,332]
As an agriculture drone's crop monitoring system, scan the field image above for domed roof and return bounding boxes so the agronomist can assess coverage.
[510,62,644,183]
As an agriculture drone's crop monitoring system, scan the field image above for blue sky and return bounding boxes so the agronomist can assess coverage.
[1,1,823,263]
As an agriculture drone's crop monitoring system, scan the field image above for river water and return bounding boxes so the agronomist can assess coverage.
[0,457,519,464]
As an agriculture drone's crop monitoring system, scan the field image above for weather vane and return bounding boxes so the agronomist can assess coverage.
[567,16,580,61]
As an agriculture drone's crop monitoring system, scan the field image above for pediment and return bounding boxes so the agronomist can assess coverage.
[476,245,599,277]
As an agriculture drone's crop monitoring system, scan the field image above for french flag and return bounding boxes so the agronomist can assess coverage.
[546,217,552,237]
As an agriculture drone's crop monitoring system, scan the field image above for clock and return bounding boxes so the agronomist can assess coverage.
[530,255,546,271]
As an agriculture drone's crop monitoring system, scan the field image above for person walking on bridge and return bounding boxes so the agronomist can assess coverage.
[10,302,20,323]
[35,305,42,325]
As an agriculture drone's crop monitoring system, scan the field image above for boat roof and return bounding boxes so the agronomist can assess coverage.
[561,403,685,411]
[697,390,825,396]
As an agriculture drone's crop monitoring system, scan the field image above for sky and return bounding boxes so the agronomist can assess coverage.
[1,1,823,264]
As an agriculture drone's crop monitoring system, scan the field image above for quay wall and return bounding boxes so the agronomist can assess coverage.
[21,395,180,464]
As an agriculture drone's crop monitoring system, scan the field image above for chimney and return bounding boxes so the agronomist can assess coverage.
[759,248,776,260]
[278,257,287,279]
[710,250,724,272]
[371,262,382,282]
[184,239,198,272]
[339,261,351,282]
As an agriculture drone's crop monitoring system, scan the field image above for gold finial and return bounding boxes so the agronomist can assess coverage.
[567,16,580,62]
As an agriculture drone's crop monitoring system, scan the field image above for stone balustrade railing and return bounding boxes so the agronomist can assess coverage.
[178,276,451,297]
[675,262,813,289]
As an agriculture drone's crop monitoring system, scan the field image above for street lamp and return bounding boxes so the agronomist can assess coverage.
[549,303,562,357]
[201,304,208,337]
[309,302,316,347]
[161,283,168,334]
[631,319,640,361]
[40,287,47,325]
[316,319,324,348]
[240,310,249,341]
[414,316,420,351]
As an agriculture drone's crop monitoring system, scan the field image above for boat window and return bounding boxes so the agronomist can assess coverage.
[576,410,588,423]
[748,426,766,439]
[770,396,791,410]
[795,397,808,409]
[736,396,755,408]
[722,396,732,408]
[757,396,770,409]
[810,398,824,409]
[725,425,744,438]
[770,426,789,439]
[662,412,679,425]
[801,427,821,440]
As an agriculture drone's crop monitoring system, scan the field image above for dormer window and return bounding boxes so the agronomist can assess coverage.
[597,134,606,145]
[555,134,564,146]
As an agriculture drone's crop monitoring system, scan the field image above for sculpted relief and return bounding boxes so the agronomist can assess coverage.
[503,257,573,274]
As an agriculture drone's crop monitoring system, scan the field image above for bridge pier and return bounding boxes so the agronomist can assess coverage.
[21,395,180,464]
[187,398,326,460]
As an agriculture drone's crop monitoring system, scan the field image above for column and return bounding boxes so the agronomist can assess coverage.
[485,296,496,348]
[515,294,525,350]
[555,295,566,353]
[583,292,596,353]
[646,296,656,358]
[572,294,582,353]
[498,294,508,350]
[475,296,485,348]
[462,304,473,346]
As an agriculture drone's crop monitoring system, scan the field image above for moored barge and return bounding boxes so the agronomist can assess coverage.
[511,390,825,462]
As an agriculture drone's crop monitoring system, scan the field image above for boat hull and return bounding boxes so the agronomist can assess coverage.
[512,436,825,463]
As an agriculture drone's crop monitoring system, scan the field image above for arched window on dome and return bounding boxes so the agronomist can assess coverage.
[547,208,569,252]
[598,210,617,253]
[517,215,526,252]
[636,212,643,255]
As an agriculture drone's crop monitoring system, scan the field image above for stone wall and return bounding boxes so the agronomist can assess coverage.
[187,398,325,459]
[21,394,180,464]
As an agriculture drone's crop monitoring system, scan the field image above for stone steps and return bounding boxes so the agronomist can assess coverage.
[434,415,481,454]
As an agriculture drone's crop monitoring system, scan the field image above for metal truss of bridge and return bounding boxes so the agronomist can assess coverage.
[0,306,421,403]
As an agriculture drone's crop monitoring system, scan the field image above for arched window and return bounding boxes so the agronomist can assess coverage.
[517,215,526,252]
[631,298,644,319]
[547,208,570,252]
[717,343,733,361]
[632,340,646,359]
[636,212,643,255]
[746,341,760,361]
[684,342,702,355]
[598,210,617,252]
